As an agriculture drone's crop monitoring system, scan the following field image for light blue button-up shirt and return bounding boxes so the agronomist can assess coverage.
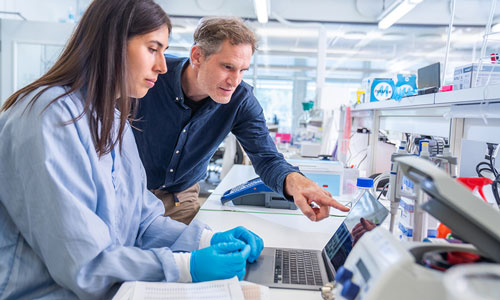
[0,86,207,299]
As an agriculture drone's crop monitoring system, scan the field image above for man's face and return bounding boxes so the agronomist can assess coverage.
[194,40,252,104]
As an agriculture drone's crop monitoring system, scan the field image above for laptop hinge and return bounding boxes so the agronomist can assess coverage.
[321,249,335,282]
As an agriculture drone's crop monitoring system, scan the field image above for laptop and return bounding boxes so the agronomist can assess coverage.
[244,192,389,290]
[417,62,440,95]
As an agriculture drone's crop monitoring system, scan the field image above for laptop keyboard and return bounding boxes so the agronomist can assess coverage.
[273,249,324,286]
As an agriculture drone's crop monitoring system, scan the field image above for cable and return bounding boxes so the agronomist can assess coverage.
[478,168,494,176]
[357,153,367,168]
[490,156,498,177]
[377,183,389,201]
[476,161,493,177]
[493,174,500,207]
[373,172,390,195]
[476,146,500,206]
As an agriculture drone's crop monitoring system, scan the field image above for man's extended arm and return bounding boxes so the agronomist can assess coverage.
[232,88,348,221]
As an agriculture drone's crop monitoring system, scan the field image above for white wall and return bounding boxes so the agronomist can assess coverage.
[0,19,74,103]
[0,0,90,22]
[0,0,496,26]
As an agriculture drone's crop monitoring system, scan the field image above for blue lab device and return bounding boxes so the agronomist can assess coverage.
[221,177,297,210]
[370,78,394,102]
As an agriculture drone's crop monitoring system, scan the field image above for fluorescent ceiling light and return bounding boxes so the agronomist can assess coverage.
[378,0,423,30]
[256,27,378,40]
[256,27,317,38]
[253,0,270,23]
[441,33,482,43]
[171,25,196,34]
[256,27,347,38]
[492,23,500,33]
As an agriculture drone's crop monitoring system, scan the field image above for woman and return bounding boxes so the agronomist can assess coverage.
[0,0,262,299]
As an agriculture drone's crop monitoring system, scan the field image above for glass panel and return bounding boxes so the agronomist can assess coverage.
[16,42,64,90]
[254,79,293,133]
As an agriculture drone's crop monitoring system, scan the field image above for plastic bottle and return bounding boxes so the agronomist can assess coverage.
[435,144,458,177]
[346,177,388,228]
[308,106,324,143]
[413,140,438,241]
[347,177,375,208]
[419,141,431,159]
[298,101,313,128]
[294,101,313,146]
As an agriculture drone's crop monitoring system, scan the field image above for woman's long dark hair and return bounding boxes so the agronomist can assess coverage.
[1,0,171,156]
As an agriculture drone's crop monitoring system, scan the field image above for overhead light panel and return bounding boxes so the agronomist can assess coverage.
[492,23,500,33]
[253,0,270,23]
[378,0,423,30]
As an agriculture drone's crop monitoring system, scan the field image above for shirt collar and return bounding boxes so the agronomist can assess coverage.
[168,56,220,113]
[171,57,190,106]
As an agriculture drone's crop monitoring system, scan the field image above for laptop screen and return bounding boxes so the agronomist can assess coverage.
[323,191,389,271]
[417,62,440,89]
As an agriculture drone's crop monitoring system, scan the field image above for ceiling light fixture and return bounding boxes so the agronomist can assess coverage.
[492,23,500,33]
[253,0,270,23]
[378,0,423,30]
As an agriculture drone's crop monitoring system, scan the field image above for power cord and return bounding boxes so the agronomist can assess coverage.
[476,143,500,207]
[377,183,390,201]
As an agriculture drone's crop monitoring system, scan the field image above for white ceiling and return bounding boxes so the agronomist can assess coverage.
[1,0,499,84]
[161,0,493,26]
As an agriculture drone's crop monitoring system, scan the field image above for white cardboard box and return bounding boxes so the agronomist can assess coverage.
[453,63,500,90]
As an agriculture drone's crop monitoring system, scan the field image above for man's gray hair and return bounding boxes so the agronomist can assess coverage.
[193,16,258,57]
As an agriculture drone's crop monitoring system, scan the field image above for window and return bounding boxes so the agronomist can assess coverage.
[253,79,293,133]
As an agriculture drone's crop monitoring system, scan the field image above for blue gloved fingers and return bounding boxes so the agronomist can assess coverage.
[233,245,251,280]
[240,244,251,260]
[213,240,247,253]
[211,227,239,245]
[237,228,264,263]
[211,226,255,245]
[235,268,247,281]
[211,227,265,263]
[220,244,251,272]
[248,234,264,263]
[224,226,264,263]
[222,242,252,262]
[213,242,249,273]
[191,241,249,282]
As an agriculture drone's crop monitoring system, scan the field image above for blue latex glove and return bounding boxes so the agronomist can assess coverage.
[211,226,264,263]
[190,241,251,282]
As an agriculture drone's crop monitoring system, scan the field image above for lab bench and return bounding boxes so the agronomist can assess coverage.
[194,164,348,300]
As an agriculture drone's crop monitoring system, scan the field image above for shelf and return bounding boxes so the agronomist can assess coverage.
[435,84,500,104]
[352,93,434,111]
[379,115,451,137]
[351,84,500,111]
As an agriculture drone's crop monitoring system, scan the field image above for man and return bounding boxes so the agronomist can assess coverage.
[133,17,348,225]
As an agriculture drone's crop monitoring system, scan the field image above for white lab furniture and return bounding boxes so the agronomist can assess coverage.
[343,83,500,176]
[194,165,347,300]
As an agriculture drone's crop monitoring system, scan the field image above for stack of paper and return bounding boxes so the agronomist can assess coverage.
[112,277,269,300]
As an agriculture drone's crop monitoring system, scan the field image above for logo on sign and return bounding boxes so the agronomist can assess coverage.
[373,82,393,101]
[399,84,414,94]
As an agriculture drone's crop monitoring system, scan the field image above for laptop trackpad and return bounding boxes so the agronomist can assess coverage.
[244,247,275,284]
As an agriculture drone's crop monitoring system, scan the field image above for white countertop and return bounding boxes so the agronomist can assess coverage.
[194,164,347,300]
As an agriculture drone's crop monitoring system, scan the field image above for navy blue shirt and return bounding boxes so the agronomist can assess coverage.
[133,56,299,195]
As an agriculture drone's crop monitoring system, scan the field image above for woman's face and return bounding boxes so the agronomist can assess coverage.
[127,25,169,98]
